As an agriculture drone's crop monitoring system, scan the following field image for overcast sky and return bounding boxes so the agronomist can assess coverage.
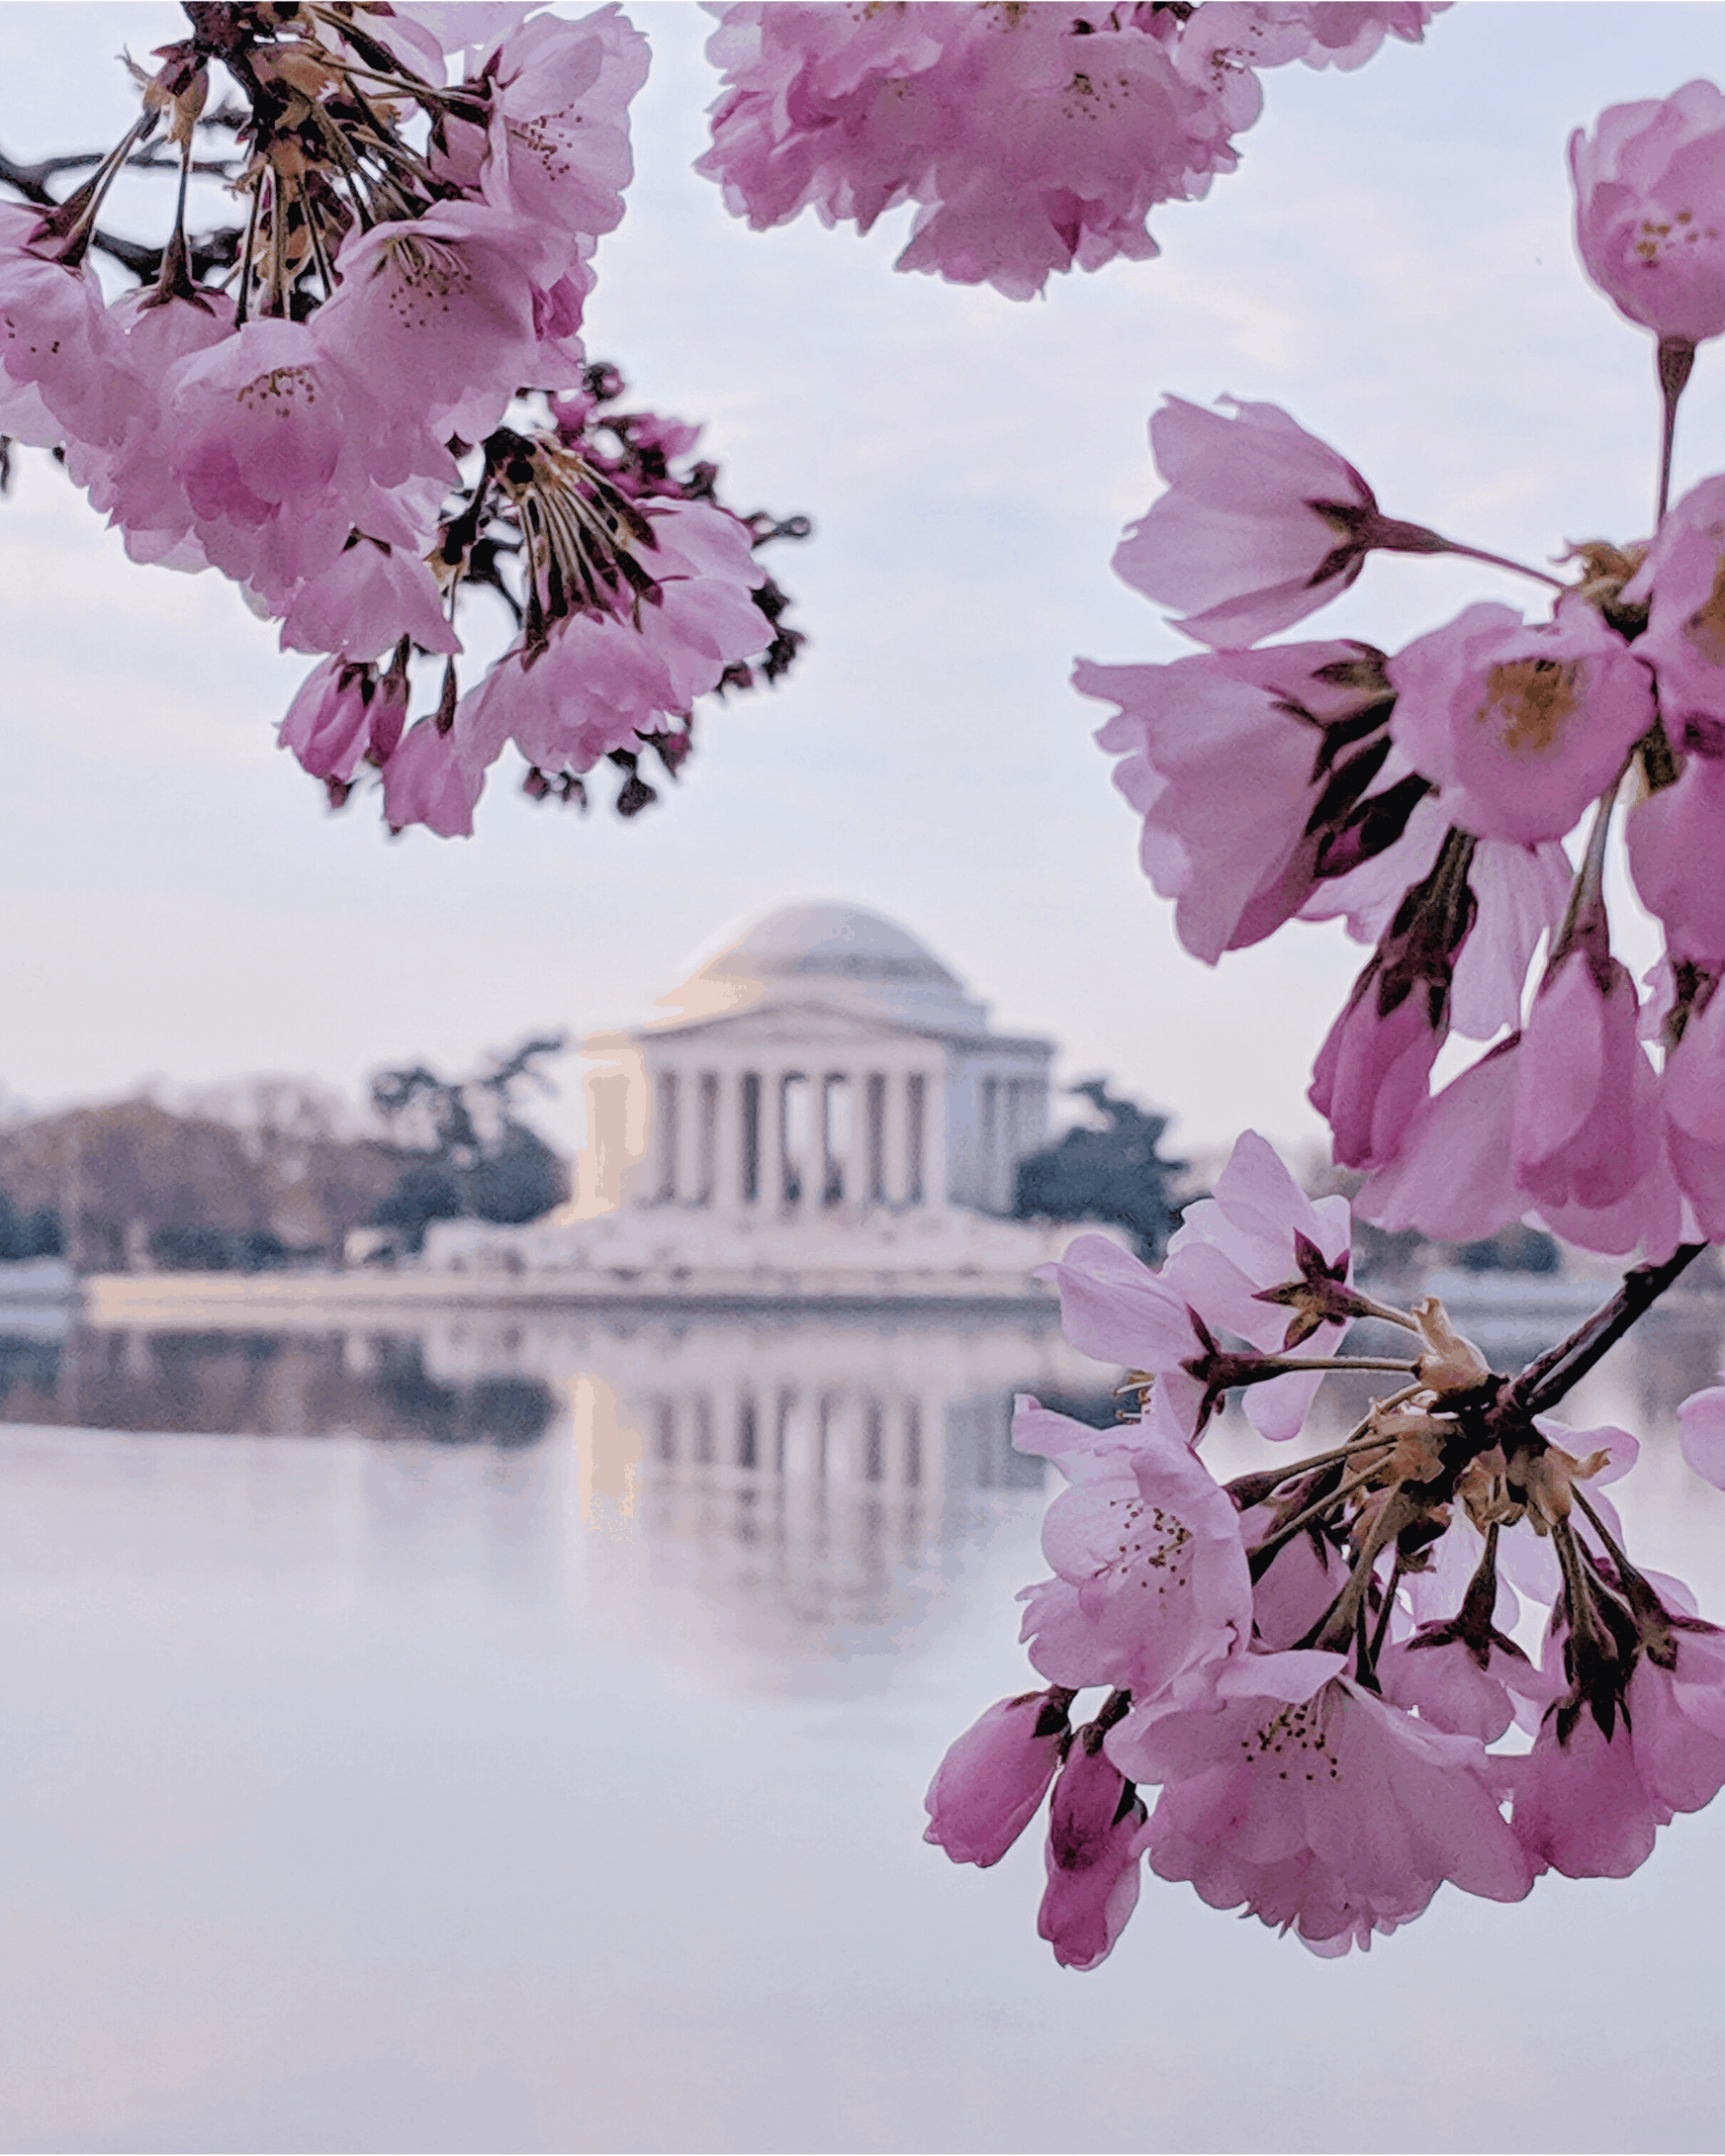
[2,3,1723,1162]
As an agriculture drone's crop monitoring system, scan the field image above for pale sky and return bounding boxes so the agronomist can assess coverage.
[2,3,1723,1163]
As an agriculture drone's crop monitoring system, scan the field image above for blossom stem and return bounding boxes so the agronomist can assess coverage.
[1569,1483,1633,1571]
[1657,335,1696,524]
[1246,1463,1380,1572]
[1509,1240,1709,1418]
[232,172,263,327]
[1347,1293,1421,1333]
[1316,1489,1414,1654]
[1366,1554,1406,1670]
[1277,1428,1405,1478]
[1238,1385,1423,1489]
[1547,782,1617,979]
[1275,1355,1422,1375]
[1430,538,1567,591]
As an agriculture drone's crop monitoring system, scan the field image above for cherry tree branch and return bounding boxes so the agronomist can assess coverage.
[1509,1242,1709,1419]
[0,139,241,283]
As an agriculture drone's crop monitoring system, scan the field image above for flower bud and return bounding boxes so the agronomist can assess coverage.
[924,1690,1070,1868]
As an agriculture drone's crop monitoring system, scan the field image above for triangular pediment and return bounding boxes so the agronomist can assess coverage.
[641,998,947,1050]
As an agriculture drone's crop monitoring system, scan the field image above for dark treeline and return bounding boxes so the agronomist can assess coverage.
[0,1037,571,1273]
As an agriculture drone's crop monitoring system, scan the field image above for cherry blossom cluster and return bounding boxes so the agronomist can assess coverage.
[927,1134,1725,1961]
[0,2,805,832]
[1079,77,1725,1260]
[698,3,1448,301]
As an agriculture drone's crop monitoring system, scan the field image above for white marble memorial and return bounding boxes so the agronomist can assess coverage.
[422,904,1071,1298]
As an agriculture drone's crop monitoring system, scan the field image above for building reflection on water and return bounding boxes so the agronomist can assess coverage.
[0,1307,1115,1680]
[2,1296,1722,1684]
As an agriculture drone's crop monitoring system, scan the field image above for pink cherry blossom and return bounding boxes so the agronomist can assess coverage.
[1296,5,1451,70]
[1039,1130,1373,1444]
[1512,1708,1673,1879]
[1076,639,1394,964]
[1297,807,1567,1045]
[1354,1033,1524,1242]
[70,286,236,571]
[1013,1400,1252,1699]
[1294,788,1446,946]
[1311,965,1445,1173]
[1386,600,1654,845]
[479,6,649,245]
[316,201,552,445]
[1622,476,1725,724]
[1356,943,1682,1261]
[279,659,383,785]
[160,317,453,608]
[445,498,771,816]
[1164,1128,1356,1442]
[699,7,1228,302]
[1677,1381,1725,1489]
[1114,396,1420,649]
[1662,975,1725,1235]
[1628,1623,1725,1813]
[1512,949,1660,1218]
[888,25,1227,302]
[1118,1653,1534,1955]
[1169,6,1447,133]
[1571,80,1725,345]
[923,1689,1071,1867]
[1447,836,1575,1039]
[1628,744,1725,960]
[698,5,1443,300]
[379,717,486,839]
[1378,1628,1554,1745]
[277,539,460,664]
[1037,1730,1145,1971]
[1034,1231,1210,1380]
[1243,1515,1348,1652]
[0,205,140,454]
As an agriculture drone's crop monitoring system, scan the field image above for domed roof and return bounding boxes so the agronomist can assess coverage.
[725,903,964,987]
[654,902,991,1035]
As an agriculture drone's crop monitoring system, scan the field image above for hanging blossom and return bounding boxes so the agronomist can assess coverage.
[1075,77,1725,1260]
[926,1132,1725,1960]
[0,3,808,830]
[696,3,1448,302]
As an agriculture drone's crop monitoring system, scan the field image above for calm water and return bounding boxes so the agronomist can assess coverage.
[1,1300,1724,2153]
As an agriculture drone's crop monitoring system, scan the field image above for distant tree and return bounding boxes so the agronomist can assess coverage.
[1456,1223,1562,1275]
[150,1222,238,1273]
[0,1097,405,1270]
[0,1190,61,1261]
[369,1036,571,1251]
[465,1123,567,1225]
[369,1163,465,1254]
[1012,1079,1188,1261]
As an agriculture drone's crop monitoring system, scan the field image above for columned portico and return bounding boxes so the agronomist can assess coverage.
[576,906,1054,1224]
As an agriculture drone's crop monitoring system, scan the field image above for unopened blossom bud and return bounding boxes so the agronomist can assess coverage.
[1310,966,1445,1171]
[1513,948,1661,1221]
[1571,81,1725,345]
[1037,1729,1145,1971]
[278,657,374,784]
[1311,831,1478,1171]
[924,1690,1071,1868]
